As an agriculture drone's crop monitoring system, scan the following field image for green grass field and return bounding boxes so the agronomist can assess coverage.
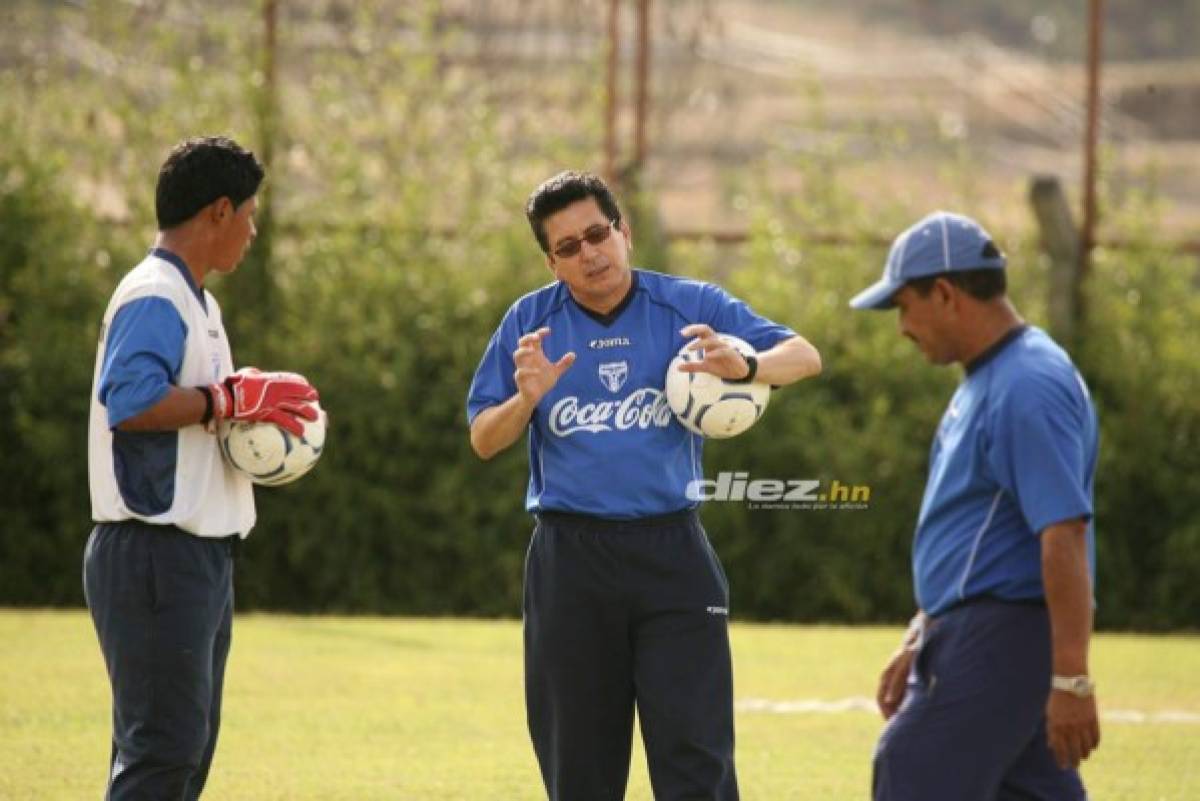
[1,611,1196,800]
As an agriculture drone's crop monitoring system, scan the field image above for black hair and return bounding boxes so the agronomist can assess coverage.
[908,268,1007,301]
[155,136,265,230]
[525,170,623,254]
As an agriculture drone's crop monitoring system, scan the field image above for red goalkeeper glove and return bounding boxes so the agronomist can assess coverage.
[208,368,319,437]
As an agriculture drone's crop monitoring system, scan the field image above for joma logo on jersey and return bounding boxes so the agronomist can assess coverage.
[549,388,674,436]
[589,336,632,350]
[598,361,629,393]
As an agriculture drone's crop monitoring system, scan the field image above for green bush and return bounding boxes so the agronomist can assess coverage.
[2,141,1198,628]
[2,3,1197,629]
[1080,243,1200,629]
[0,147,128,604]
[684,168,1200,627]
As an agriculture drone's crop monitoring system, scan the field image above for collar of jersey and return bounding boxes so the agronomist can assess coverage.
[571,270,639,327]
[150,247,207,312]
[964,323,1027,375]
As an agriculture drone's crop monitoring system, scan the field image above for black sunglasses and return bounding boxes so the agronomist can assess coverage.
[551,221,617,259]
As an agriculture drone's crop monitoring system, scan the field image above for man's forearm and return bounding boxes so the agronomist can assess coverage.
[1042,519,1093,675]
[755,335,822,386]
[470,394,536,460]
[116,386,208,432]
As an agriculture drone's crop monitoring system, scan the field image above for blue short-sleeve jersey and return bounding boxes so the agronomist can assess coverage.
[467,269,796,518]
[914,326,1099,616]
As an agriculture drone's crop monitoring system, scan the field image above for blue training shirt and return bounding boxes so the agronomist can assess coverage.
[467,269,796,519]
[914,325,1099,616]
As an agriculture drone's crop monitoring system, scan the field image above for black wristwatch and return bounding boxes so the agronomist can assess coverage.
[730,354,758,384]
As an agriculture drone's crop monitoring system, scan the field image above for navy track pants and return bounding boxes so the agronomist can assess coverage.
[873,598,1088,801]
[84,520,235,801]
[524,509,739,801]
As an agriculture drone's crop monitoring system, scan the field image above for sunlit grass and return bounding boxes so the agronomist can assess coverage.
[0,611,1197,799]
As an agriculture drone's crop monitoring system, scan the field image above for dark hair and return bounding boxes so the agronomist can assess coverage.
[155,136,265,230]
[525,171,623,254]
[908,268,1007,301]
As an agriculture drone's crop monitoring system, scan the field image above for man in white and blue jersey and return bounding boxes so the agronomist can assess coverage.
[850,211,1100,800]
[85,136,318,800]
[467,171,822,800]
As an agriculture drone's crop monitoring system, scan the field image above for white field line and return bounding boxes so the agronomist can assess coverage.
[737,698,1200,724]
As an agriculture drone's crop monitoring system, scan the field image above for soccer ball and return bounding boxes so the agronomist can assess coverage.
[664,334,770,439]
[218,401,327,486]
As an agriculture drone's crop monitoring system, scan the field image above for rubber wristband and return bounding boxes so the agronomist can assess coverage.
[730,354,758,384]
[200,386,215,426]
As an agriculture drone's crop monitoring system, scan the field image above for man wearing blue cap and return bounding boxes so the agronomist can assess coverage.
[851,211,1100,800]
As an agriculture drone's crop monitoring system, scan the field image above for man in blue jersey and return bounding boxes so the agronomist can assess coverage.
[467,171,822,801]
[85,136,318,800]
[850,211,1100,800]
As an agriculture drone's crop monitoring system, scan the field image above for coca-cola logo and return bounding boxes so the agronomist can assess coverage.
[549,388,675,436]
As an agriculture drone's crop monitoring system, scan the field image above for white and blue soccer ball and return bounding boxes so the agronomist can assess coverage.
[665,334,770,439]
[218,401,326,486]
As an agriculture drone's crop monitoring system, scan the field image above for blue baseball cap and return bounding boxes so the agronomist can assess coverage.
[849,211,1007,310]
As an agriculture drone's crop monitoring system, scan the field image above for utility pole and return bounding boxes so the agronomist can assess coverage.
[604,0,620,186]
[1079,0,1105,311]
[632,0,650,176]
[228,0,279,363]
